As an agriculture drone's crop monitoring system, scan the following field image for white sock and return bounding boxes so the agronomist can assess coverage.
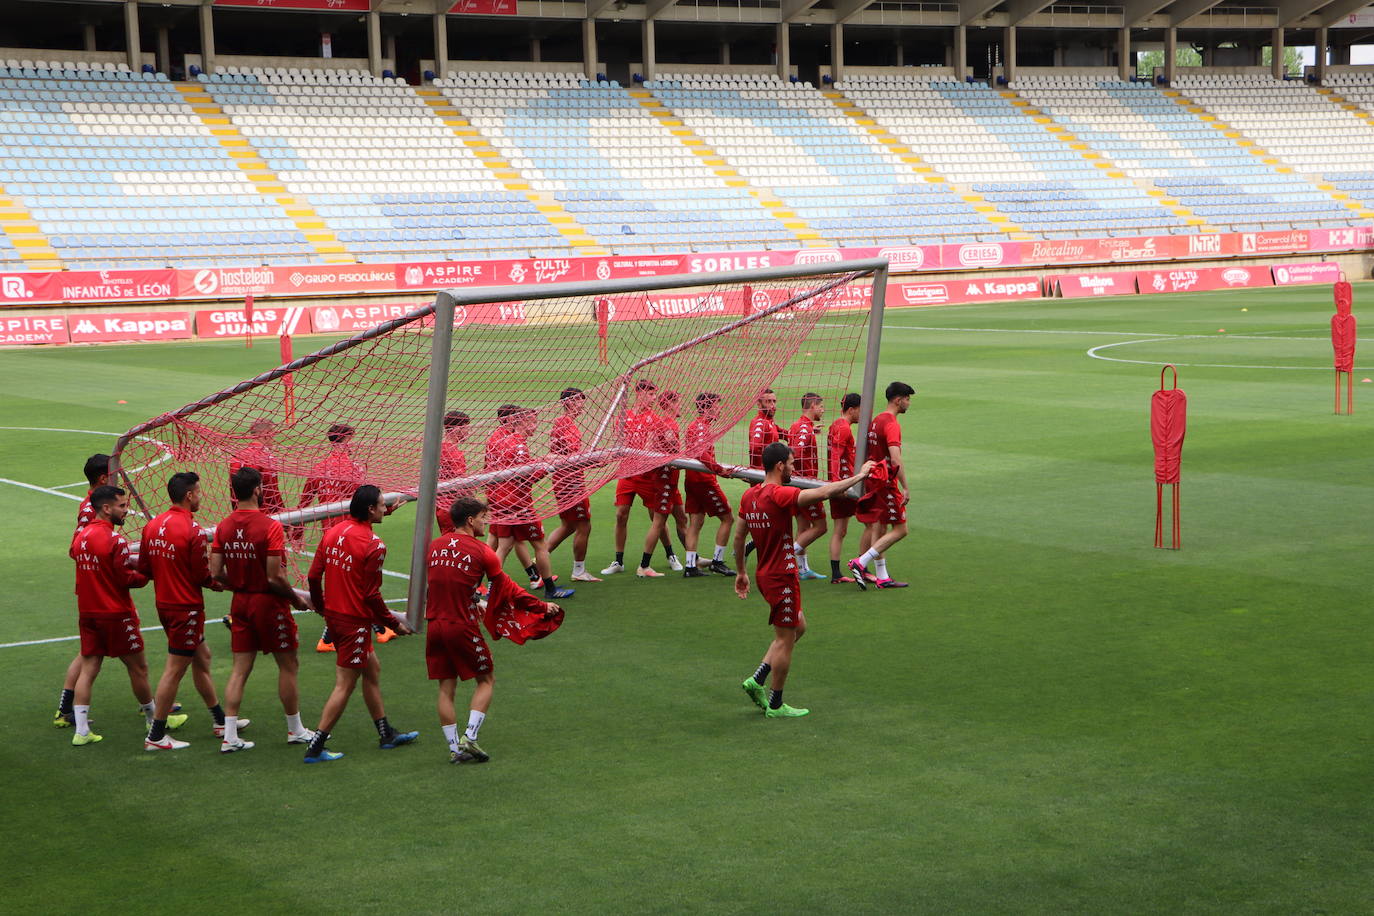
[74,704,90,736]
[224,715,239,744]
[796,549,811,573]
[465,709,485,741]
[714,545,726,561]
[874,558,889,579]
[286,712,303,734]
[442,723,459,751]
[573,560,585,576]
[139,701,154,724]
[686,551,698,566]
[859,548,880,568]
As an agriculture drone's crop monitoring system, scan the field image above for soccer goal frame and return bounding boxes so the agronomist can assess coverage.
[110,258,889,628]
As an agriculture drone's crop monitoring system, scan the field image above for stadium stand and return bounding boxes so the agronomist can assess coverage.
[439,70,795,253]
[0,59,315,269]
[200,67,571,262]
[1321,74,1374,212]
[843,72,1191,239]
[646,72,1000,246]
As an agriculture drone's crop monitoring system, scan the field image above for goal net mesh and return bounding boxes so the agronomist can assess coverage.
[113,268,876,583]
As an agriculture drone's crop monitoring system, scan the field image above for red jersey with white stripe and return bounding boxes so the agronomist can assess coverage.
[212,508,287,599]
[300,447,364,511]
[436,439,468,525]
[71,519,148,617]
[828,418,855,482]
[308,518,391,626]
[748,413,787,469]
[483,426,534,512]
[787,415,819,479]
[550,415,584,502]
[738,484,800,579]
[684,417,718,485]
[229,441,284,512]
[76,491,95,535]
[136,505,209,610]
[425,532,503,624]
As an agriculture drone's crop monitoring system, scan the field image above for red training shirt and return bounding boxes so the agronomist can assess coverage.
[76,490,95,535]
[308,518,392,627]
[550,414,584,506]
[748,412,787,469]
[738,483,801,580]
[137,505,210,610]
[787,415,819,479]
[71,519,148,617]
[684,417,720,485]
[484,426,535,512]
[212,508,289,612]
[300,447,364,512]
[828,417,855,482]
[229,441,285,512]
[865,412,903,496]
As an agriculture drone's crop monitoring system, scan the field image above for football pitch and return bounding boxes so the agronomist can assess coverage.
[2,283,1371,914]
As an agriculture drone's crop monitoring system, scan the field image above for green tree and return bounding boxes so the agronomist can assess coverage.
[1261,45,1306,76]
[1136,46,1203,78]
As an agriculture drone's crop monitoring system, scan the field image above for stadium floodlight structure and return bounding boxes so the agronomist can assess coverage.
[111,258,889,628]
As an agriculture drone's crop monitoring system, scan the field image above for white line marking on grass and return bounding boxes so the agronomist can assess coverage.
[1086,336,1372,371]
[0,425,174,483]
[0,477,84,501]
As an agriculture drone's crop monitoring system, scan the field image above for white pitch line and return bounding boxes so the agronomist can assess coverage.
[0,477,84,502]
[1086,336,1373,371]
[0,425,174,486]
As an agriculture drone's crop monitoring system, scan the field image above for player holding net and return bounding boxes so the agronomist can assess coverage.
[110,260,890,621]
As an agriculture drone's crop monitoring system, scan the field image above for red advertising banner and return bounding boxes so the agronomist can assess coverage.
[1237,229,1312,255]
[309,301,526,333]
[1271,262,1343,286]
[891,276,1041,306]
[179,263,397,300]
[0,313,67,345]
[195,305,314,339]
[449,0,517,12]
[0,269,176,306]
[214,0,372,11]
[1053,272,1137,298]
[68,311,194,344]
[938,241,1023,271]
[1139,265,1275,295]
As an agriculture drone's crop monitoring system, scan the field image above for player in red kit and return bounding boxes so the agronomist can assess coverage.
[211,467,316,753]
[484,405,574,601]
[635,390,684,578]
[435,409,471,534]
[747,388,788,473]
[602,379,683,575]
[303,485,417,763]
[427,496,563,764]
[735,443,873,718]
[682,392,736,578]
[69,485,165,746]
[54,453,113,729]
[229,418,284,513]
[137,472,224,751]
[827,393,863,584]
[787,393,829,581]
[849,382,914,590]
[545,388,600,582]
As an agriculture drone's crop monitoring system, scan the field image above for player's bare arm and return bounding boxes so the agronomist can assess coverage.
[733,522,750,599]
[209,551,228,588]
[796,460,876,508]
[266,554,310,610]
[888,444,908,503]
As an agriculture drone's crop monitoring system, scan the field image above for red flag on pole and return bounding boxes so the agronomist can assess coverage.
[1331,277,1356,414]
[280,332,295,425]
[595,298,609,366]
[1151,365,1186,549]
[244,294,255,350]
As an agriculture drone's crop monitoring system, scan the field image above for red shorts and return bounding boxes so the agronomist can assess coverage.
[614,477,648,507]
[856,487,906,525]
[157,604,205,655]
[830,496,858,520]
[229,597,298,655]
[557,498,591,526]
[758,575,803,628]
[798,501,826,523]
[646,470,679,516]
[684,478,731,517]
[424,617,492,681]
[78,614,144,658]
[327,615,374,669]
[491,520,545,542]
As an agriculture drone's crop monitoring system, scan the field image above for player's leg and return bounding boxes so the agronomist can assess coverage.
[71,652,103,743]
[511,539,541,585]
[530,537,574,598]
[54,654,82,727]
[456,672,494,763]
[637,512,669,577]
[221,651,257,750]
[437,676,459,757]
[359,651,418,749]
[494,534,515,562]
[708,500,736,575]
[847,520,885,588]
[763,616,809,718]
[868,521,909,588]
[829,516,851,582]
[684,510,705,575]
[569,517,598,581]
[270,650,306,729]
[304,664,361,762]
[189,639,222,716]
[795,513,828,579]
[603,484,634,574]
[546,520,572,554]
[145,649,194,749]
[120,648,154,717]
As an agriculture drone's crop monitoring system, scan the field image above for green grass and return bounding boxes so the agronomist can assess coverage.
[2,284,1372,914]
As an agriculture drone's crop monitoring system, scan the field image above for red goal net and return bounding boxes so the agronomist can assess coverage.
[111,261,886,586]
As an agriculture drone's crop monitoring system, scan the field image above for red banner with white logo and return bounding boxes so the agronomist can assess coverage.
[195,305,313,339]
[449,0,517,12]
[0,314,68,345]
[1138,265,1274,295]
[214,0,372,11]
[1053,272,1137,298]
[891,276,1042,306]
[1271,262,1343,286]
[69,311,194,344]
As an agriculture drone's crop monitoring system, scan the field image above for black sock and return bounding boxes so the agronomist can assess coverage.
[769,689,783,710]
[640,552,653,569]
[744,541,756,556]
[544,581,560,597]
[320,627,333,644]
[374,716,393,740]
[148,718,167,742]
[615,551,624,565]
[306,730,329,757]
[830,560,842,579]
[664,541,677,559]
[525,564,539,579]
[207,704,225,726]
[751,662,771,685]
[59,688,74,715]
